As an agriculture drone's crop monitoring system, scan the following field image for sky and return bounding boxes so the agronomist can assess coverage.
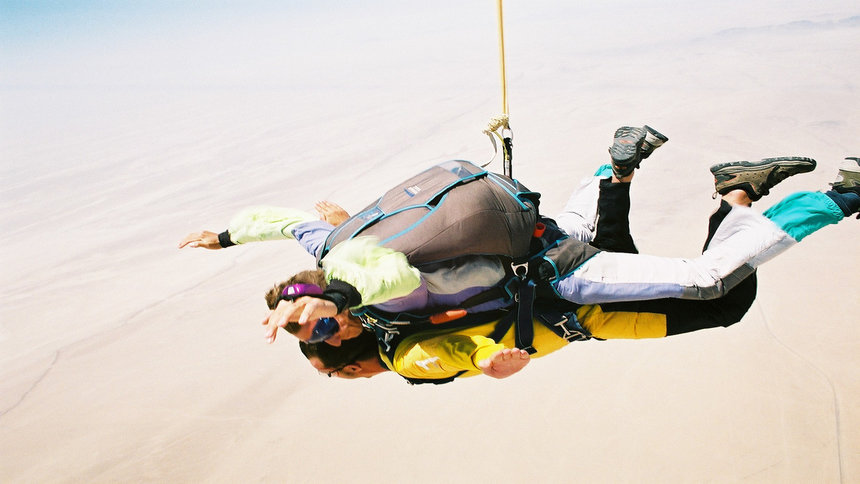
[4,0,855,91]
[1,1,493,89]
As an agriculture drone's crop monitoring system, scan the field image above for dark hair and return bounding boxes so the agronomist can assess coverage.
[299,329,378,368]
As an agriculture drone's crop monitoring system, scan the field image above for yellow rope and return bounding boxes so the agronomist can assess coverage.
[496,0,509,117]
[481,0,513,173]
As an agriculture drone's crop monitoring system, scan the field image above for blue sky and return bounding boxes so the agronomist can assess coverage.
[0,1,494,89]
[1,1,297,42]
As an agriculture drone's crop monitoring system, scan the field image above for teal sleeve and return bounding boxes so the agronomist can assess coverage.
[321,237,422,307]
[763,191,843,242]
[226,206,317,244]
[593,164,613,177]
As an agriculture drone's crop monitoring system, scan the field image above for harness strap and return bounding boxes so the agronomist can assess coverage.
[514,279,537,354]
[487,310,516,342]
[456,283,511,310]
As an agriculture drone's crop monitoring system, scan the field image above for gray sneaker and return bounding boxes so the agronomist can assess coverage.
[640,125,668,160]
[830,157,860,194]
[609,126,646,178]
[710,156,817,201]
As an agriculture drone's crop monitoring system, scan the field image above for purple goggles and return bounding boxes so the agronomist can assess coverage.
[281,283,323,298]
[281,283,338,344]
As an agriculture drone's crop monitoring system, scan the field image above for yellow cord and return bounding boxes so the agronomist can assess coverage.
[481,0,513,173]
[496,0,509,117]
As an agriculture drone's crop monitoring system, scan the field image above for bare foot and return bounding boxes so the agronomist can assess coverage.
[478,348,531,379]
[315,201,350,226]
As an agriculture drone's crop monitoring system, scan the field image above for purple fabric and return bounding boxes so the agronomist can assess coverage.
[291,220,335,258]
[372,280,509,314]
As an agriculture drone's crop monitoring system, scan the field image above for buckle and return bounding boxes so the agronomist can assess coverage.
[511,261,528,279]
[542,312,590,342]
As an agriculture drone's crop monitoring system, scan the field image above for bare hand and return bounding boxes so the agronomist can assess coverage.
[262,296,339,343]
[315,201,350,227]
[178,231,222,250]
[478,348,531,379]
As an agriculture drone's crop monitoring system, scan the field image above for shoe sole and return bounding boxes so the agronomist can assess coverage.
[610,127,646,176]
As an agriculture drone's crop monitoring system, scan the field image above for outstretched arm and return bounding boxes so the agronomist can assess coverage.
[179,203,350,253]
[178,206,318,251]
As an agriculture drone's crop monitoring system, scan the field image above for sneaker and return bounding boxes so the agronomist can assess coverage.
[609,126,646,178]
[640,125,668,160]
[710,156,817,201]
[830,157,860,194]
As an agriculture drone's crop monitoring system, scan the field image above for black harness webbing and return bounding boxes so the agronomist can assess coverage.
[514,279,537,354]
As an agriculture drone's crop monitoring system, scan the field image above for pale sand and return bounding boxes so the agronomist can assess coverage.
[1,2,858,482]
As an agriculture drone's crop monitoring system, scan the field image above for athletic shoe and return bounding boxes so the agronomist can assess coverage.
[830,157,860,194]
[609,126,646,178]
[710,156,817,201]
[640,125,669,160]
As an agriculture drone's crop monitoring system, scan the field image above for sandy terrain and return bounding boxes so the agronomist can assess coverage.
[1,1,858,482]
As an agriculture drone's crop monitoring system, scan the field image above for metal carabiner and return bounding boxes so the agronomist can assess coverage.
[511,261,528,280]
